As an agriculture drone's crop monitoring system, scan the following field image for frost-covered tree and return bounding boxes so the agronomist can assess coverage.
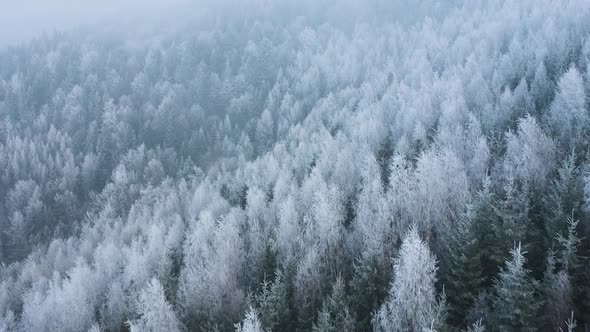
[235,306,264,332]
[548,66,588,151]
[312,277,354,332]
[464,319,485,332]
[177,210,245,330]
[255,270,291,331]
[373,227,446,332]
[355,153,391,262]
[1,0,590,330]
[414,148,469,239]
[100,279,129,332]
[542,153,582,246]
[503,115,555,186]
[530,61,554,114]
[545,267,573,332]
[444,201,485,326]
[490,244,541,332]
[128,278,182,332]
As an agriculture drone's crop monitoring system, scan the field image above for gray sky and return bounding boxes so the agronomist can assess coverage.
[0,0,190,46]
[0,0,462,47]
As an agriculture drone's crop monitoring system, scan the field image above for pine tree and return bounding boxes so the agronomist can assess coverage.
[465,291,491,327]
[0,310,17,332]
[562,312,577,332]
[128,278,183,332]
[490,244,541,332]
[555,216,589,325]
[495,179,529,245]
[530,61,554,114]
[464,319,485,332]
[545,270,573,331]
[235,306,264,332]
[543,153,582,245]
[373,228,446,332]
[548,65,588,152]
[312,277,354,332]
[467,177,501,285]
[542,215,586,331]
[444,203,485,326]
[488,178,530,272]
[256,270,291,331]
[349,253,390,332]
[556,216,581,274]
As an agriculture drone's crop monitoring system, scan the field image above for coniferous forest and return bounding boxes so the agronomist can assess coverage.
[1,1,590,331]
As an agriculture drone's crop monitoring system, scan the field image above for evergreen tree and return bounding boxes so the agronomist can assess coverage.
[555,216,589,324]
[495,179,529,246]
[128,278,183,332]
[312,276,354,332]
[556,216,581,274]
[548,65,588,152]
[464,319,485,332]
[563,312,577,332]
[488,178,530,271]
[465,291,492,327]
[256,270,291,331]
[490,244,541,332]
[543,153,582,245]
[373,228,446,332]
[444,202,485,327]
[0,310,17,332]
[530,61,554,114]
[467,177,502,285]
[235,306,264,332]
[349,253,390,332]
[545,269,573,331]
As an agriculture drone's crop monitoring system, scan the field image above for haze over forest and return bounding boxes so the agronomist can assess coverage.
[1,1,590,331]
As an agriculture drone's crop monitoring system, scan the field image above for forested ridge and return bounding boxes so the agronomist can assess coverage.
[1,0,590,331]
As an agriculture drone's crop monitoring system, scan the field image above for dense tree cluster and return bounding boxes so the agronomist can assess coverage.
[1,0,590,331]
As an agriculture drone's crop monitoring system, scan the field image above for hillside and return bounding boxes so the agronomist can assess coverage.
[1,1,590,331]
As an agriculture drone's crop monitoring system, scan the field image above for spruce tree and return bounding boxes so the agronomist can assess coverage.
[466,177,499,285]
[494,179,529,249]
[486,178,530,275]
[256,270,291,331]
[464,319,485,332]
[490,244,541,332]
[312,277,354,332]
[235,306,264,332]
[127,278,183,332]
[373,228,447,332]
[555,216,589,326]
[543,153,582,245]
[349,252,390,331]
[445,204,485,327]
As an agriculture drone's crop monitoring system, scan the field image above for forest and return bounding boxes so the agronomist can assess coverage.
[1,0,590,331]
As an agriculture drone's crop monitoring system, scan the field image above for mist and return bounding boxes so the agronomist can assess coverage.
[0,0,190,46]
[0,0,466,47]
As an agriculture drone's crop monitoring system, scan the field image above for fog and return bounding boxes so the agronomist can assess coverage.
[0,0,465,47]
[0,0,190,46]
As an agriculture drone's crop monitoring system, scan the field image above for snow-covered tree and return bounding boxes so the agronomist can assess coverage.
[548,66,588,151]
[373,227,446,332]
[444,201,485,326]
[255,270,291,331]
[128,278,182,332]
[312,277,354,332]
[235,306,264,332]
[490,244,541,331]
[503,115,555,186]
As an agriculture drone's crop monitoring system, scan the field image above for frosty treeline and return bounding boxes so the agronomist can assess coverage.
[1,0,590,331]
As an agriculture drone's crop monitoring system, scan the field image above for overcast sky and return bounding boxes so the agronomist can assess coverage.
[0,0,190,46]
